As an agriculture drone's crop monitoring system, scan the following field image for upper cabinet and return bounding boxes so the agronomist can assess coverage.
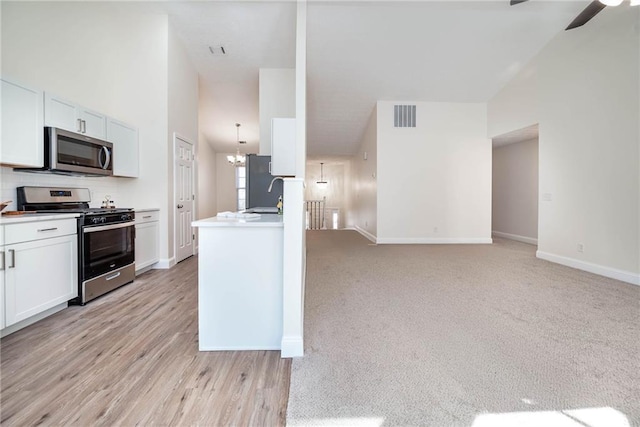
[2,81,139,178]
[44,93,107,140]
[271,118,296,176]
[0,78,44,168]
[107,118,139,178]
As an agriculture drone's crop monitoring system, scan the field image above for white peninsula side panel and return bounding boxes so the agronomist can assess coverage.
[193,216,284,351]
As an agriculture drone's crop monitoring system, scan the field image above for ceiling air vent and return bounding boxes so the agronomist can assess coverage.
[394,105,416,128]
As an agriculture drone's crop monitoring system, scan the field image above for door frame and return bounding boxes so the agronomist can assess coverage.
[173,132,196,264]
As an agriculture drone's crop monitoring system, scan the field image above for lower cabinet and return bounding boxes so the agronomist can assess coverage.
[0,244,4,330]
[1,218,78,332]
[135,210,160,273]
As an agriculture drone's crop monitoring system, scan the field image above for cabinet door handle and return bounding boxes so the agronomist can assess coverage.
[37,227,58,232]
[77,118,83,132]
[82,119,87,134]
[0,251,4,271]
[143,215,152,219]
[269,161,272,174]
[8,249,15,268]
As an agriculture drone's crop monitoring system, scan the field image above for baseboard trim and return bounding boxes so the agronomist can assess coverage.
[354,226,377,243]
[536,250,640,286]
[153,257,175,270]
[492,231,538,246]
[376,237,493,244]
[281,335,304,358]
[199,345,281,351]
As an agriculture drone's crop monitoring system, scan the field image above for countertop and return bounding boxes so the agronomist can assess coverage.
[135,208,160,212]
[0,213,81,225]
[192,214,283,228]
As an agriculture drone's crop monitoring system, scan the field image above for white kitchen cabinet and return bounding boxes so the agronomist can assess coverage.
[107,118,139,177]
[0,225,5,330]
[4,235,77,326]
[0,248,4,330]
[135,210,159,274]
[44,92,107,140]
[1,218,77,329]
[0,78,44,167]
[271,118,296,176]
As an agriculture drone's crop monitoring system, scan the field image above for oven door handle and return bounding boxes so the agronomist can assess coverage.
[83,222,134,233]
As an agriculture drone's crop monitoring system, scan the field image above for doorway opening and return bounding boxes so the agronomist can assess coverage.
[491,124,539,246]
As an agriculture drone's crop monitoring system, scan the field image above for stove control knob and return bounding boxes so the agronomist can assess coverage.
[91,217,101,224]
[121,214,132,221]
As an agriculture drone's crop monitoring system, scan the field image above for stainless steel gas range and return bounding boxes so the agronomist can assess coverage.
[18,186,135,304]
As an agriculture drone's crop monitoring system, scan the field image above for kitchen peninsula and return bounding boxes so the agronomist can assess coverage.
[192,214,284,351]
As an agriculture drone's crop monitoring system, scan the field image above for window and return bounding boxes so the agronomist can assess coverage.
[236,166,246,211]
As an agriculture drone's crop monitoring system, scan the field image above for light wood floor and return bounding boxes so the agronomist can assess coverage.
[0,256,291,426]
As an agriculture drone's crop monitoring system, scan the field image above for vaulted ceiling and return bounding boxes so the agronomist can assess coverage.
[167,0,596,155]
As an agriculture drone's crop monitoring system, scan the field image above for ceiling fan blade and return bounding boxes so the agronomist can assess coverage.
[565,0,607,30]
[510,0,529,5]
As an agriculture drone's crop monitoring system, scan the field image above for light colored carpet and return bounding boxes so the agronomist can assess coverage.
[287,231,640,427]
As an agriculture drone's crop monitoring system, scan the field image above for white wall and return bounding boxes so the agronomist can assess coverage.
[488,6,639,283]
[350,106,378,240]
[216,154,238,212]
[258,68,295,155]
[487,66,538,140]
[197,80,218,220]
[197,141,217,219]
[167,22,199,262]
[376,101,492,244]
[1,2,172,260]
[492,138,538,244]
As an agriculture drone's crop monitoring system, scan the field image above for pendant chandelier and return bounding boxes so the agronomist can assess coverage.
[316,162,328,189]
[227,123,246,166]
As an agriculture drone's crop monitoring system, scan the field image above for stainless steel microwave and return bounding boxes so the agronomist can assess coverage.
[16,127,113,176]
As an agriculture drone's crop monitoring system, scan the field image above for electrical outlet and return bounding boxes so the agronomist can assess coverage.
[433,227,438,233]
[365,221,369,227]
[577,243,584,253]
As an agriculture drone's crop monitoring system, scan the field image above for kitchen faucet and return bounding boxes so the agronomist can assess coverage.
[268,176,284,192]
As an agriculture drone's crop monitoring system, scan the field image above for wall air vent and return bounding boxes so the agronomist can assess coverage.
[394,105,416,128]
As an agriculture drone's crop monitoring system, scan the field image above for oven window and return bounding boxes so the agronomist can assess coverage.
[58,136,107,169]
[83,226,134,279]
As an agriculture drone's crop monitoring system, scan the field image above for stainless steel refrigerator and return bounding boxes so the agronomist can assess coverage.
[246,154,283,209]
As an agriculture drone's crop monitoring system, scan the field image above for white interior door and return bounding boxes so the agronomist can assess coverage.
[174,135,194,263]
